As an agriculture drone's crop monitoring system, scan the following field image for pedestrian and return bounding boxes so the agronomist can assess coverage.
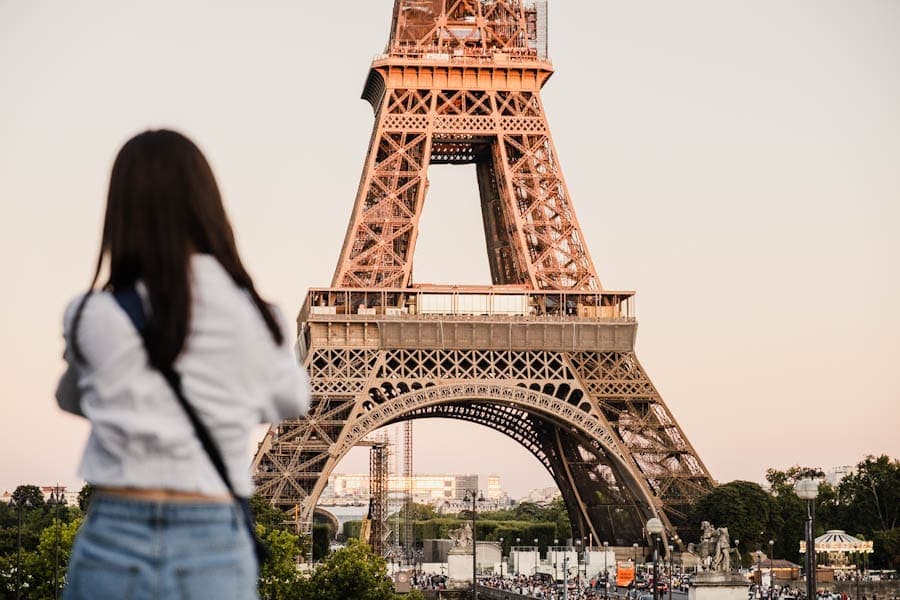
[56,129,311,599]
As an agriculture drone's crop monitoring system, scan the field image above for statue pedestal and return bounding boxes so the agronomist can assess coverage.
[447,550,473,589]
[689,572,749,600]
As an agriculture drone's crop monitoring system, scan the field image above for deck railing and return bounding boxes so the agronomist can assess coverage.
[298,287,636,325]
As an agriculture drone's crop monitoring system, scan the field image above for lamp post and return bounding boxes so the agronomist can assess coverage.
[631,542,637,593]
[15,497,32,600]
[50,485,64,600]
[534,538,539,576]
[755,551,763,599]
[646,518,664,600]
[795,476,819,600]
[768,540,775,600]
[668,544,674,600]
[500,537,505,578]
[516,537,521,576]
[553,539,560,582]
[575,538,582,591]
[734,539,740,571]
[603,541,610,598]
[463,489,484,600]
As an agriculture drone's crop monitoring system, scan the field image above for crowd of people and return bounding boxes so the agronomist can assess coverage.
[409,572,449,590]
[480,573,615,599]
[410,569,897,600]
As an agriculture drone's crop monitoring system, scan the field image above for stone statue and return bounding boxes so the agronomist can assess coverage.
[688,521,736,573]
[688,521,718,570]
[711,527,731,572]
[448,522,473,551]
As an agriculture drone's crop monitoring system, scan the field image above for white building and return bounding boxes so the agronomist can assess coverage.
[322,473,509,507]
[0,486,81,507]
[486,475,507,501]
[522,486,561,504]
[826,465,855,486]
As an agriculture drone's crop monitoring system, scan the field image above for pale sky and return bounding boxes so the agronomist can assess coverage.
[1,1,898,500]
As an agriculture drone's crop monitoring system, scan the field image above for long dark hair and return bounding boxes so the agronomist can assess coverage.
[72,129,283,371]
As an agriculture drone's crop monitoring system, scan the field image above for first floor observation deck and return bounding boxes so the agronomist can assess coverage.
[298,286,638,354]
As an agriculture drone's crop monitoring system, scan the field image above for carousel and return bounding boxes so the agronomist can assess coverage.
[800,530,874,579]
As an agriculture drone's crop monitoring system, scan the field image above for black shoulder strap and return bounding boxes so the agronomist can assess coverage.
[112,288,238,498]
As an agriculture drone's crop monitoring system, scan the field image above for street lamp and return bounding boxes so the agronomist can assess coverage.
[668,544,674,600]
[500,537,505,577]
[768,540,775,600]
[756,550,764,598]
[463,489,484,599]
[49,485,65,600]
[516,537,521,576]
[554,539,560,582]
[795,476,819,600]
[734,539,740,570]
[575,538,582,590]
[646,518,664,600]
[534,538,539,576]
[15,497,32,600]
[603,541,610,598]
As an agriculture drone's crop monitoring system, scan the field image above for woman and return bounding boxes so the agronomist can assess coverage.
[56,130,310,599]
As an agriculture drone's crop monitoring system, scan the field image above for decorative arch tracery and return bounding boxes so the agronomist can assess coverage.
[338,383,624,461]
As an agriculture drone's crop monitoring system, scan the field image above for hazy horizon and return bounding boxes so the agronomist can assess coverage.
[1,1,898,502]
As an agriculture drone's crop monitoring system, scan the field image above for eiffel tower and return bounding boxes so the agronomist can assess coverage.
[253,0,715,548]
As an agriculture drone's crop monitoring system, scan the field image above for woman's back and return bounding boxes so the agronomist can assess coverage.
[59,254,308,497]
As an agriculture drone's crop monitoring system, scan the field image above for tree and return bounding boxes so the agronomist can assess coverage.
[513,502,544,521]
[689,481,778,565]
[11,486,45,511]
[824,455,900,568]
[77,484,94,512]
[23,517,82,599]
[312,523,334,561]
[834,455,899,536]
[343,520,363,541]
[408,503,437,521]
[257,526,305,600]
[764,466,839,563]
[297,540,401,600]
[250,494,293,532]
[872,528,900,570]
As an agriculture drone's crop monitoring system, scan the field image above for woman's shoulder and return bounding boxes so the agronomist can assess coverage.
[63,291,116,332]
[62,291,135,356]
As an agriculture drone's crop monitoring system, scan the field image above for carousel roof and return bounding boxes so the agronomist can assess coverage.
[800,530,874,553]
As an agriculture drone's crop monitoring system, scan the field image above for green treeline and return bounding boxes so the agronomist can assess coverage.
[684,456,899,569]
[343,497,573,553]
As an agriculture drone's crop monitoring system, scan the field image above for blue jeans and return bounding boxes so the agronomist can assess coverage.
[64,495,258,600]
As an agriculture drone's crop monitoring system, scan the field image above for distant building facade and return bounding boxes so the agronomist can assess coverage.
[522,486,561,504]
[321,473,511,507]
[826,465,856,486]
[1,485,80,507]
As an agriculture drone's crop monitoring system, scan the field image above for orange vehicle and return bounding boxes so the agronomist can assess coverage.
[617,562,636,588]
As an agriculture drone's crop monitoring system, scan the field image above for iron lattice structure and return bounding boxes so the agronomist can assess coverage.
[369,439,390,555]
[402,421,414,559]
[253,0,715,548]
